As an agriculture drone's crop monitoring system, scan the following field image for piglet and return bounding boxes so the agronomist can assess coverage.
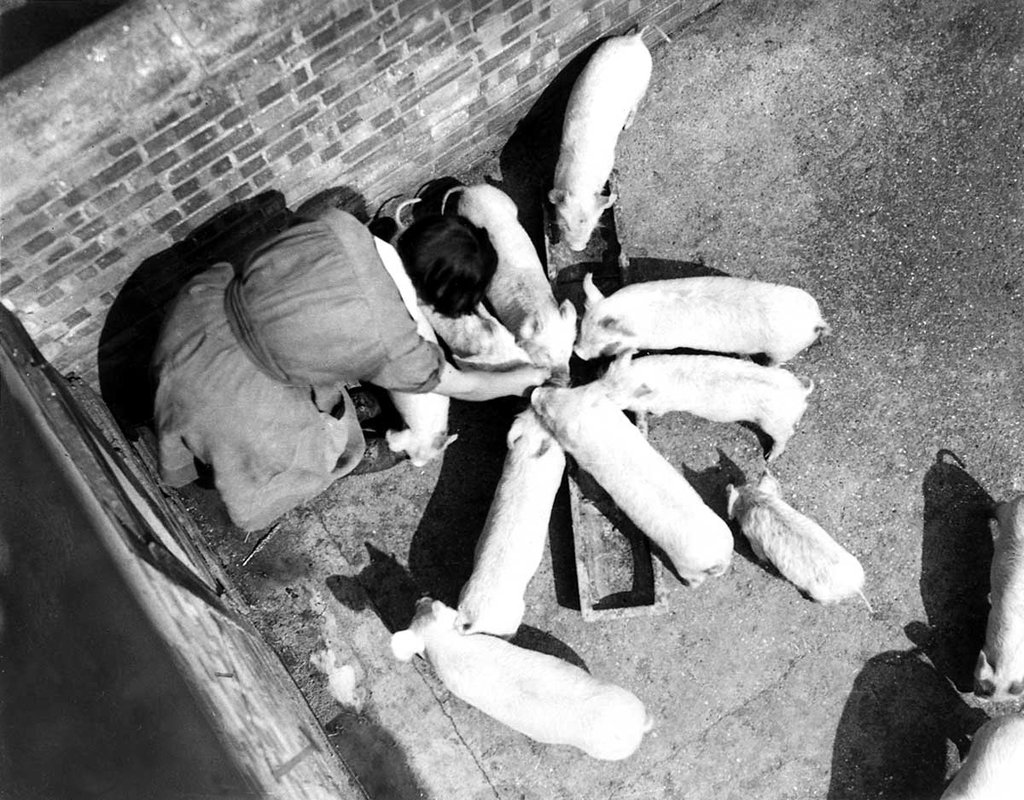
[418,301,533,372]
[447,183,577,384]
[457,409,566,637]
[974,494,1024,702]
[598,350,815,461]
[549,29,653,251]
[726,470,870,609]
[391,597,653,760]
[575,272,831,365]
[530,382,733,585]
[385,390,457,468]
[940,713,1024,799]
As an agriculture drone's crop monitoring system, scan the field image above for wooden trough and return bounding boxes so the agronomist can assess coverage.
[542,177,670,621]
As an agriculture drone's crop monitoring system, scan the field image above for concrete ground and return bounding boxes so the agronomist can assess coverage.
[179,0,1024,797]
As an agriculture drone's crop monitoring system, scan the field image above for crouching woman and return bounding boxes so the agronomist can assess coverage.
[151,207,548,531]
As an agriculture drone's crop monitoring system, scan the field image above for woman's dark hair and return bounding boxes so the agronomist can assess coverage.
[396,214,498,317]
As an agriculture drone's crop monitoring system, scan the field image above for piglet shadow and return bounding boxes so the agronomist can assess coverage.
[321,543,431,800]
[547,468,581,612]
[827,642,988,800]
[735,421,775,461]
[327,543,423,634]
[681,448,764,567]
[323,706,427,800]
[328,547,589,672]
[919,449,994,690]
[510,625,589,672]
[405,398,519,607]
[623,257,729,283]
[497,40,602,256]
[680,448,746,522]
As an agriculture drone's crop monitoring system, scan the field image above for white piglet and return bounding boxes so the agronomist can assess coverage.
[530,382,733,585]
[457,409,566,637]
[575,272,831,365]
[448,184,577,384]
[940,714,1024,800]
[726,470,870,609]
[549,29,653,251]
[374,266,457,468]
[598,350,815,461]
[385,390,457,468]
[974,494,1024,702]
[391,597,653,760]
[418,301,533,372]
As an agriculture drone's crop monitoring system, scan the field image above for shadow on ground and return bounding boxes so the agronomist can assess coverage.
[330,538,587,672]
[918,449,994,690]
[829,449,995,798]
[827,644,987,800]
[325,705,426,800]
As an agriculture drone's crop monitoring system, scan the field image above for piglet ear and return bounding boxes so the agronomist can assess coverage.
[725,485,739,519]
[598,191,618,211]
[507,412,527,448]
[559,297,577,325]
[582,272,605,309]
[598,316,633,337]
[974,650,997,696]
[518,315,537,342]
[454,609,475,635]
[548,188,567,205]
[975,649,994,680]
[601,349,633,392]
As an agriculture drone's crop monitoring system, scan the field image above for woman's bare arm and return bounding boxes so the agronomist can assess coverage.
[432,361,550,402]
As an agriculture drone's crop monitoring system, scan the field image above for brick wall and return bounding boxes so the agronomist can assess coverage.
[0,0,713,424]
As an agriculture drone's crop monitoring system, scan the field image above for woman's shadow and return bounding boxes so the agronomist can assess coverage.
[827,643,987,800]
[828,450,993,798]
[917,449,994,689]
